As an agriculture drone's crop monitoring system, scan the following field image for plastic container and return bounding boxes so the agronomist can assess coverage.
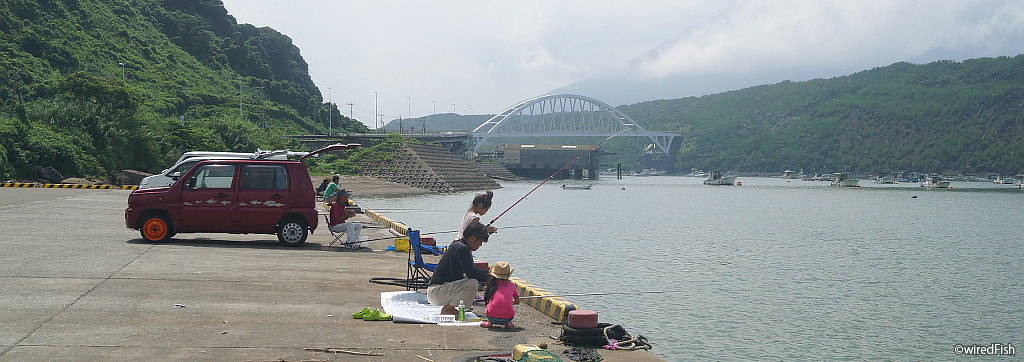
[512,344,542,360]
[457,300,466,321]
[394,237,410,252]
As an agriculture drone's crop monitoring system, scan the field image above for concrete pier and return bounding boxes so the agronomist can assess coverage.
[0,187,664,361]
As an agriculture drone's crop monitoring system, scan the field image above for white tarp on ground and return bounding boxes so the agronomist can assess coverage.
[381,291,481,326]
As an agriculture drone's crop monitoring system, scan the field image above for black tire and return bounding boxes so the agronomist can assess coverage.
[276,218,308,246]
[140,214,173,243]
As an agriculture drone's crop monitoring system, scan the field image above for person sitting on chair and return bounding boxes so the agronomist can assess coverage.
[427,221,491,315]
[315,176,331,200]
[322,175,340,209]
[328,189,362,249]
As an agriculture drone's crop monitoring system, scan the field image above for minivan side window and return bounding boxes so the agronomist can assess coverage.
[241,164,288,190]
[187,165,236,189]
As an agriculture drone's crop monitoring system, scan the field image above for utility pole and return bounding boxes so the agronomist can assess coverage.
[118,62,125,81]
[346,103,354,121]
[327,87,332,136]
[253,85,266,128]
[237,76,243,120]
[373,91,378,133]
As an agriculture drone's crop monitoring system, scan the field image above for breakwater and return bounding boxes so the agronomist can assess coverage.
[360,141,501,192]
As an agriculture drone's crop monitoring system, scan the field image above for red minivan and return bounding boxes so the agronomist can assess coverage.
[125,143,358,246]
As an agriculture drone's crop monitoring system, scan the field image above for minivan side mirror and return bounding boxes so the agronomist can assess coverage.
[170,171,183,180]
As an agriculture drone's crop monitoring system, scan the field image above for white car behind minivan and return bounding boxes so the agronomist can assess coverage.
[138,150,309,189]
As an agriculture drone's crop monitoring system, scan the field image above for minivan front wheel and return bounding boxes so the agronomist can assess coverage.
[140,214,173,242]
[277,219,308,246]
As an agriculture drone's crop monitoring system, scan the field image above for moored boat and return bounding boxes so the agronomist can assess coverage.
[874,172,896,184]
[920,175,951,188]
[831,173,859,187]
[782,169,805,179]
[560,184,592,190]
[703,170,737,185]
[993,176,1018,184]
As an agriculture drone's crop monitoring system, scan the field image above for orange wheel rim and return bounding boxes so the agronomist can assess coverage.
[143,219,167,240]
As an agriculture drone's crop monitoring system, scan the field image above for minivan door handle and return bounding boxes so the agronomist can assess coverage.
[270,194,283,199]
[215,193,228,199]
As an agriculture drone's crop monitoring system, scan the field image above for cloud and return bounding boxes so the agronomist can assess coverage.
[223,0,1024,123]
[632,0,1024,80]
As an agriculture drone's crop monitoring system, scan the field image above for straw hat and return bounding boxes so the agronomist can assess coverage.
[489,261,514,279]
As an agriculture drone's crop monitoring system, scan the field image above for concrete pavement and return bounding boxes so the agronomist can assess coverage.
[0,187,664,361]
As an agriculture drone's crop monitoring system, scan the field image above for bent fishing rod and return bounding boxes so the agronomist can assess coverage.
[487,124,635,226]
[519,290,686,299]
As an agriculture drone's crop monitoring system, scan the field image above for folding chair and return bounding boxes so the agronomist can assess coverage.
[323,212,346,247]
[405,229,436,290]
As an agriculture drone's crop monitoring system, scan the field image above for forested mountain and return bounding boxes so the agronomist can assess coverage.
[0,0,368,180]
[611,55,1024,175]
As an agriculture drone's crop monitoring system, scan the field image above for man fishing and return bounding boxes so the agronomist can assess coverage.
[426,221,491,315]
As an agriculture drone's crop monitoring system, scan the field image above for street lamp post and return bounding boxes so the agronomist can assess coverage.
[328,87,332,136]
[373,91,378,133]
[118,63,125,81]
[406,96,411,134]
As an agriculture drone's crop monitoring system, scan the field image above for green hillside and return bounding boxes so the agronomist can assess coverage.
[0,0,368,181]
[615,56,1024,175]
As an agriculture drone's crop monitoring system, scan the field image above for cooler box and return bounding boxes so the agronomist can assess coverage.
[474,261,489,270]
[419,236,436,254]
[512,344,541,360]
[394,237,410,252]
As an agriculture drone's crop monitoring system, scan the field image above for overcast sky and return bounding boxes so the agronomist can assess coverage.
[220,0,1024,128]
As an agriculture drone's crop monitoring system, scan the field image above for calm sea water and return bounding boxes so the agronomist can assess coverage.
[359,176,1023,361]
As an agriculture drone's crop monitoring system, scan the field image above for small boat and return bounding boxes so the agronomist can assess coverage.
[874,173,896,184]
[994,176,1018,184]
[687,168,706,177]
[560,184,592,190]
[703,170,737,185]
[637,168,663,177]
[782,169,805,179]
[920,175,951,188]
[831,173,859,187]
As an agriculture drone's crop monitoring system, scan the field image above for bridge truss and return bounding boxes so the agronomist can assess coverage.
[471,94,679,154]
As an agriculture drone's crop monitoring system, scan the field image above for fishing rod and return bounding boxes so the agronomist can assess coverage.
[519,290,686,299]
[336,223,576,244]
[487,124,635,226]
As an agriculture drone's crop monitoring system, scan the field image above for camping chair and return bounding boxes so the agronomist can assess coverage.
[405,229,436,290]
[322,212,346,247]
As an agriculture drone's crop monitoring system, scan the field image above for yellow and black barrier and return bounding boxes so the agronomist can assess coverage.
[2,182,38,188]
[363,208,409,235]
[511,276,578,322]
[2,182,138,190]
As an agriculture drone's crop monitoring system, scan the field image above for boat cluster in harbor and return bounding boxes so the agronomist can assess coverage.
[682,168,1024,188]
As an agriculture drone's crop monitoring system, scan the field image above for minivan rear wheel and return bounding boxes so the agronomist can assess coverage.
[140,214,173,242]
[277,219,308,246]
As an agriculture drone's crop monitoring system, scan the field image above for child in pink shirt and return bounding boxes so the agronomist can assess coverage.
[481,261,520,329]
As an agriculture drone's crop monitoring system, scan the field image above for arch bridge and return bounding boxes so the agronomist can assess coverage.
[471,94,680,158]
